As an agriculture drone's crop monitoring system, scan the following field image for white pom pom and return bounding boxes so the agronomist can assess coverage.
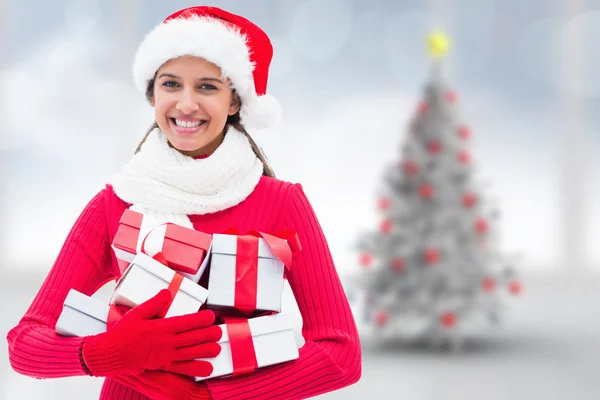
[240,94,282,129]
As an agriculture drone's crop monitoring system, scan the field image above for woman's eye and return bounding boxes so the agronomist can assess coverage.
[162,80,180,88]
[199,84,217,90]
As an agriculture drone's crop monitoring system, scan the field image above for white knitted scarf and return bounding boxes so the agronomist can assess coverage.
[110,126,264,228]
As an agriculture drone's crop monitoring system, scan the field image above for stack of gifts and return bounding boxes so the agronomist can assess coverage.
[56,210,304,381]
[195,229,302,379]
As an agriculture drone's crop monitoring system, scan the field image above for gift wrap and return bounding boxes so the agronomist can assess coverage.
[207,233,288,313]
[195,313,299,381]
[112,209,212,282]
[56,289,111,337]
[110,253,209,318]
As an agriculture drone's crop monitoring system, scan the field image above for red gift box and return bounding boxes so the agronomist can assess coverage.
[112,209,143,262]
[112,209,212,283]
[151,223,212,275]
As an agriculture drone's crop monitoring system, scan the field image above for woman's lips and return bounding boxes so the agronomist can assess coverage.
[170,117,206,134]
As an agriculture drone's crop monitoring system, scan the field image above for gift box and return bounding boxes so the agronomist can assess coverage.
[56,289,110,337]
[280,279,305,349]
[207,233,292,313]
[194,313,299,381]
[110,253,209,318]
[112,209,212,282]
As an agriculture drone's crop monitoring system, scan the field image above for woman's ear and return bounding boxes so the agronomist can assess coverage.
[228,92,241,116]
[150,94,155,107]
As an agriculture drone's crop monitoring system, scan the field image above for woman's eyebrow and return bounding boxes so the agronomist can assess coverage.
[157,73,223,84]
[197,77,224,83]
[157,72,179,79]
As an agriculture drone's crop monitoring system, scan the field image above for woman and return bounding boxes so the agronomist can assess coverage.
[7,6,361,400]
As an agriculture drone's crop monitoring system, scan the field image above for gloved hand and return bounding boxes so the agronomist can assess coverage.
[115,370,213,400]
[82,289,222,377]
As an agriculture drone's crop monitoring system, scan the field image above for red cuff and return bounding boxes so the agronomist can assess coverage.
[78,339,93,376]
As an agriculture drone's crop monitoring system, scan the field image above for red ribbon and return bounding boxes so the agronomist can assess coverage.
[224,317,258,376]
[234,236,259,312]
[157,273,184,318]
[140,223,171,266]
[107,304,126,330]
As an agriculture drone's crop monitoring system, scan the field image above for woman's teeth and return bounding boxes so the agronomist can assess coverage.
[173,119,204,128]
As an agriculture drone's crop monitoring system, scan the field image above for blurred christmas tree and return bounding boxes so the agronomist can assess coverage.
[353,32,522,350]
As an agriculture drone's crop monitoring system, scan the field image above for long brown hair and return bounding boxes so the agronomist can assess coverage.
[135,78,276,178]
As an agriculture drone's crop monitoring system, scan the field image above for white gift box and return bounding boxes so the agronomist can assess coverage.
[207,233,286,313]
[56,289,109,337]
[195,313,299,381]
[280,279,305,349]
[110,253,209,318]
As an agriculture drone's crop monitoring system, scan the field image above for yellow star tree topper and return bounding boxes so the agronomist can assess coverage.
[427,31,451,58]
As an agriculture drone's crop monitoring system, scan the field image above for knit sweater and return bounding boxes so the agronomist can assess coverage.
[6,177,362,399]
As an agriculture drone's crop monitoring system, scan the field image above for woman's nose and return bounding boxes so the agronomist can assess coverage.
[176,90,199,114]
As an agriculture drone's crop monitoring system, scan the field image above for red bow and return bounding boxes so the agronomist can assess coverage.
[222,228,302,269]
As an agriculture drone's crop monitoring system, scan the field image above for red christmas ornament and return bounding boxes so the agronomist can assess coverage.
[458,150,471,165]
[481,277,496,292]
[462,193,477,208]
[419,184,434,199]
[380,219,393,234]
[424,248,440,265]
[445,90,458,104]
[417,100,430,114]
[391,258,405,272]
[403,161,419,176]
[375,310,389,327]
[359,253,373,268]
[427,140,442,154]
[474,218,489,233]
[378,197,391,211]
[440,312,457,328]
[508,280,522,295]
[458,125,471,140]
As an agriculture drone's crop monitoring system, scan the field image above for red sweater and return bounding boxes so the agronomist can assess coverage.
[6,176,362,399]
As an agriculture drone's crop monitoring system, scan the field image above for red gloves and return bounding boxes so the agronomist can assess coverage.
[115,370,213,400]
[82,289,221,378]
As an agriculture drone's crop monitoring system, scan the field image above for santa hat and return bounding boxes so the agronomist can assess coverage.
[132,6,281,129]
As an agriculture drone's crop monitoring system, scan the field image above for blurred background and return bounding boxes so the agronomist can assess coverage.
[1,0,599,399]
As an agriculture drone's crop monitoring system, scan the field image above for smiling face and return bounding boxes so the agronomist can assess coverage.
[151,55,240,157]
